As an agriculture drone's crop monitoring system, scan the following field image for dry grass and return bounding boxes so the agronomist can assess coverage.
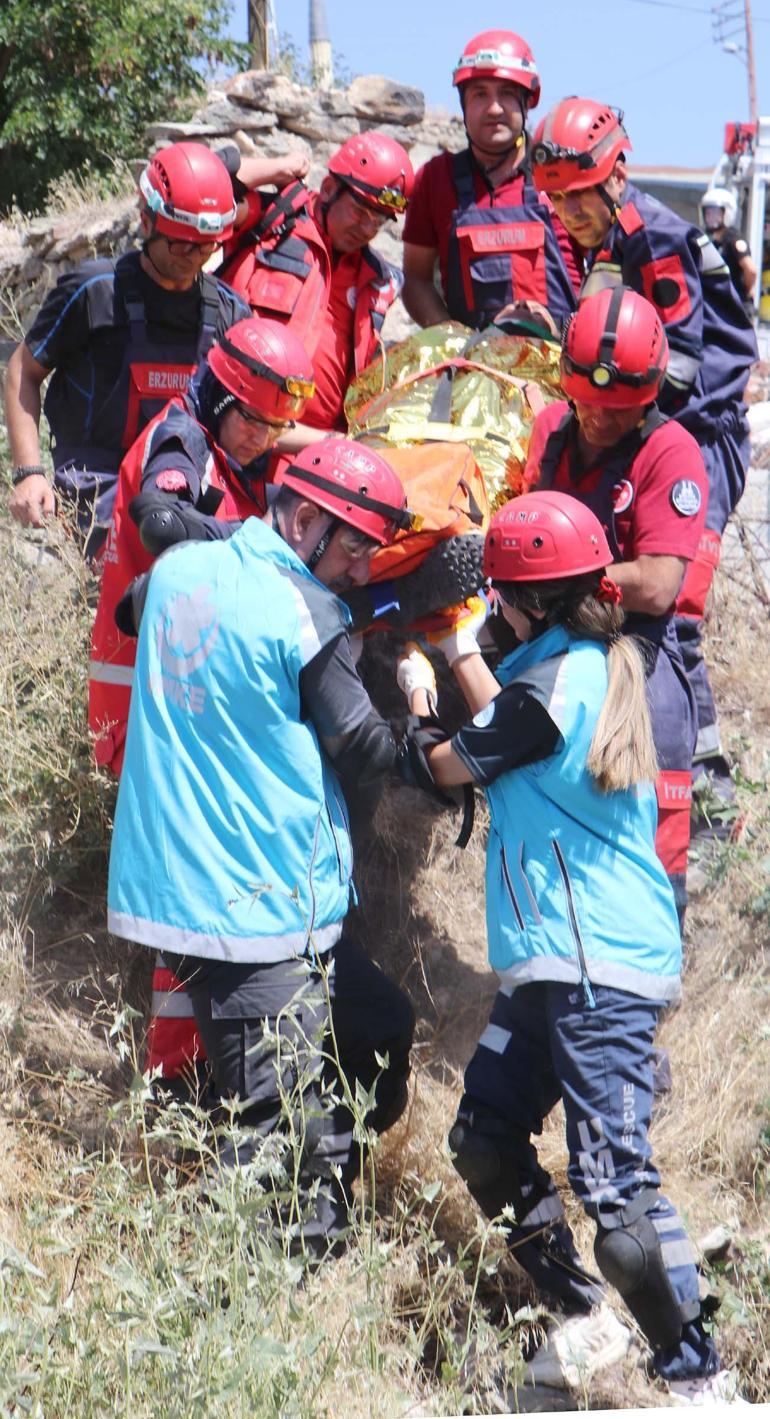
[0,461,768,1410]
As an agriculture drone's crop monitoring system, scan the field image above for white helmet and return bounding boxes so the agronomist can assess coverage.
[701,186,737,229]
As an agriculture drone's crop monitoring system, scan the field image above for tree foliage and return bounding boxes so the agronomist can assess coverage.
[0,0,248,213]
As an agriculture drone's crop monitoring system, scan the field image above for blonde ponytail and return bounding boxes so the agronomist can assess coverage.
[587,635,659,793]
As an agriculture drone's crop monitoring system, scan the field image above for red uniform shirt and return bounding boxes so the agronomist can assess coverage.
[303,250,359,431]
[403,150,583,301]
[525,400,708,563]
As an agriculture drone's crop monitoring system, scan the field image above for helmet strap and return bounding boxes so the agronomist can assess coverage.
[306,517,339,573]
[596,183,621,223]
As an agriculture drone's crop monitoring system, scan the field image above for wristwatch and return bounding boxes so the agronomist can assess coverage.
[11,465,47,487]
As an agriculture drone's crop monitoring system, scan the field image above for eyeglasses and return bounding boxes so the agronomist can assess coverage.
[163,236,221,256]
[336,526,380,560]
[233,402,293,433]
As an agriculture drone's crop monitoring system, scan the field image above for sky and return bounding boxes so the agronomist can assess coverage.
[226,0,770,169]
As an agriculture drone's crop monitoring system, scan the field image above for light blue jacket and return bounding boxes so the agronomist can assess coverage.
[108,518,354,963]
[482,625,682,1002]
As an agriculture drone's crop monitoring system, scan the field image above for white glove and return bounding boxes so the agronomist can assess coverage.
[426,595,488,666]
[396,642,437,706]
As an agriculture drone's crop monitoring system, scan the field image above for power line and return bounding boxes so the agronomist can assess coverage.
[617,0,770,20]
[613,35,716,87]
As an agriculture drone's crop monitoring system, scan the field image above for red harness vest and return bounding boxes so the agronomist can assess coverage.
[89,397,265,775]
[220,184,399,375]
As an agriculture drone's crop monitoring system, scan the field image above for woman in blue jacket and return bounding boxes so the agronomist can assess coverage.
[396,490,738,1404]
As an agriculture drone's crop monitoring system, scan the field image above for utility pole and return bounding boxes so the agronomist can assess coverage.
[248,0,269,69]
[744,0,758,126]
[309,0,333,90]
[712,0,758,123]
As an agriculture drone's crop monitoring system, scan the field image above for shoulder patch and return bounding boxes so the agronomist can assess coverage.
[618,203,645,236]
[612,479,634,514]
[670,479,702,516]
[734,239,749,255]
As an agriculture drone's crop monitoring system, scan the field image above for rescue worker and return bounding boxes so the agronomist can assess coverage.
[108,437,417,1259]
[530,98,758,820]
[89,315,315,778]
[90,316,314,1087]
[700,186,757,319]
[219,131,414,449]
[401,31,581,334]
[394,492,739,1404]
[525,286,707,920]
[5,142,299,556]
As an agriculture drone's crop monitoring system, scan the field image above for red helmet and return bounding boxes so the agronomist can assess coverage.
[139,142,237,242]
[278,438,412,545]
[327,133,414,215]
[561,287,669,409]
[483,491,612,582]
[532,98,630,194]
[453,31,540,107]
[207,318,315,422]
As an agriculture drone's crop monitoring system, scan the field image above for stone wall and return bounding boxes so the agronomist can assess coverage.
[0,71,464,342]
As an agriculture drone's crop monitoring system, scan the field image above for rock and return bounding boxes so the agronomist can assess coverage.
[697,1224,734,1261]
[144,121,235,143]
[348,75,425,127]
[21,219,56,256]
[192,99,278,135]
[357,120,418,151]
[282,111,358,144]
[225,70,314,122]
[319,89,356,119]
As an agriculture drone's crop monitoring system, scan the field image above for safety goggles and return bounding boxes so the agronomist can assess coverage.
[140,170,237,236]
[343,178,408,216]
[284,374,316,399]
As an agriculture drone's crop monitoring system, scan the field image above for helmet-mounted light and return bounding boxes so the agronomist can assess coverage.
[454,46,537,78]
[139,169,237,236]
[531,140,596,170]
[217,334,316,402]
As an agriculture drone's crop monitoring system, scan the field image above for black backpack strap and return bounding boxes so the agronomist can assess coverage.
[248,180,311,243]
[537,411,575,488]
[196,272,222,361]
[114,252,147,341]
[451,149,478,207]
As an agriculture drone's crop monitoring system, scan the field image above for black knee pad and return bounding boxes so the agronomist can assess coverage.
[594,1191,700,1350]
[447,1101,549,1223]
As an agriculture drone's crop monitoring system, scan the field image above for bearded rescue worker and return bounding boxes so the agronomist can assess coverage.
[89,315,315,776]
[530,100,758,817]
[107,437,416,1258]
[402,31,581,334]
[5,142,252,556]
[219,132,414,449]
[394,493,738,1404]
[700,186,756,319]
[525,288,707,920]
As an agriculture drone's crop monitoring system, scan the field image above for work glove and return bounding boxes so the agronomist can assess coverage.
[396,642,437,708]
[425,594,489,666]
